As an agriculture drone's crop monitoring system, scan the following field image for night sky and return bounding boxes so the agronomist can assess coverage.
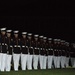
[0,1,75,43]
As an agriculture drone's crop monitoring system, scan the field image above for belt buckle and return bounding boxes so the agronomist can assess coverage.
[22,46,25,47]
[30,47,33,49]
[10,46,12,47]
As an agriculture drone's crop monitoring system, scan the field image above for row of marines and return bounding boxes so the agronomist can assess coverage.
[0,28,75,72]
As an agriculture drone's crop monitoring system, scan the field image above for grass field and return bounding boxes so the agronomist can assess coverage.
[0,68,75,75]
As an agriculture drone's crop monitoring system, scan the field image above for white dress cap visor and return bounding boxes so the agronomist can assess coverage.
[14,31,19,33]
[54,39,58,41]
[39,36,43,38]
[6,30,12,33]
[34,35,39,37]
[22,32,27,35]
[43,37,47,39]
[0,28,6,31]
[28,33,32,36]
[48,38,52,40]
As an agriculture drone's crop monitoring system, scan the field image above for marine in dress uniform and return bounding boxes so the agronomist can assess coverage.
[27,33,34,70]
[60,40,66,68]
[13,31,21,71]
[39,36,44,69]
[53,39,59,68]
[43,37,48,69]
[56,39,61,68]
[65,42,70,68]
[6,30,13,71]
[33,35,39,70]
[47,38,54,69]
[70,43,75,68]
[0,28,7,71]
[0,30,2,71]
[21,32,28,70]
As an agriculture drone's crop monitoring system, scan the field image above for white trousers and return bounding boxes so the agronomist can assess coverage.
[71,58,75,68]
[39,55,44,69]
[13,53,20,71]
[48,55,53,69]
[57,56,61,68]
[21,54,28,70]
[43,56,47,69]
[1,53,7,71]
[54,56,58,68]
[5,54,12,71]
[65,57,69,68]
[0,53,2,71]
[27,55,33,70]
[33,55,39,70]
[60,56,66,68]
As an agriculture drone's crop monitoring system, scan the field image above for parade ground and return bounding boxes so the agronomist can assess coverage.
[0,68,75,75]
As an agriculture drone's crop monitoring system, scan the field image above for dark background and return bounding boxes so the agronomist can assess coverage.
[0,1,75,42]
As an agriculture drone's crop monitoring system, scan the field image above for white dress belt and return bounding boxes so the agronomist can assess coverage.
[10,45,13,47]
[34,47,38,49]
[30,47,33,49]
[2,43,7,46]
[40,48,43,50]
[34,48,39,49]
[22,46,28,48]
[48,48,53,50]
[14,45,20,47]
